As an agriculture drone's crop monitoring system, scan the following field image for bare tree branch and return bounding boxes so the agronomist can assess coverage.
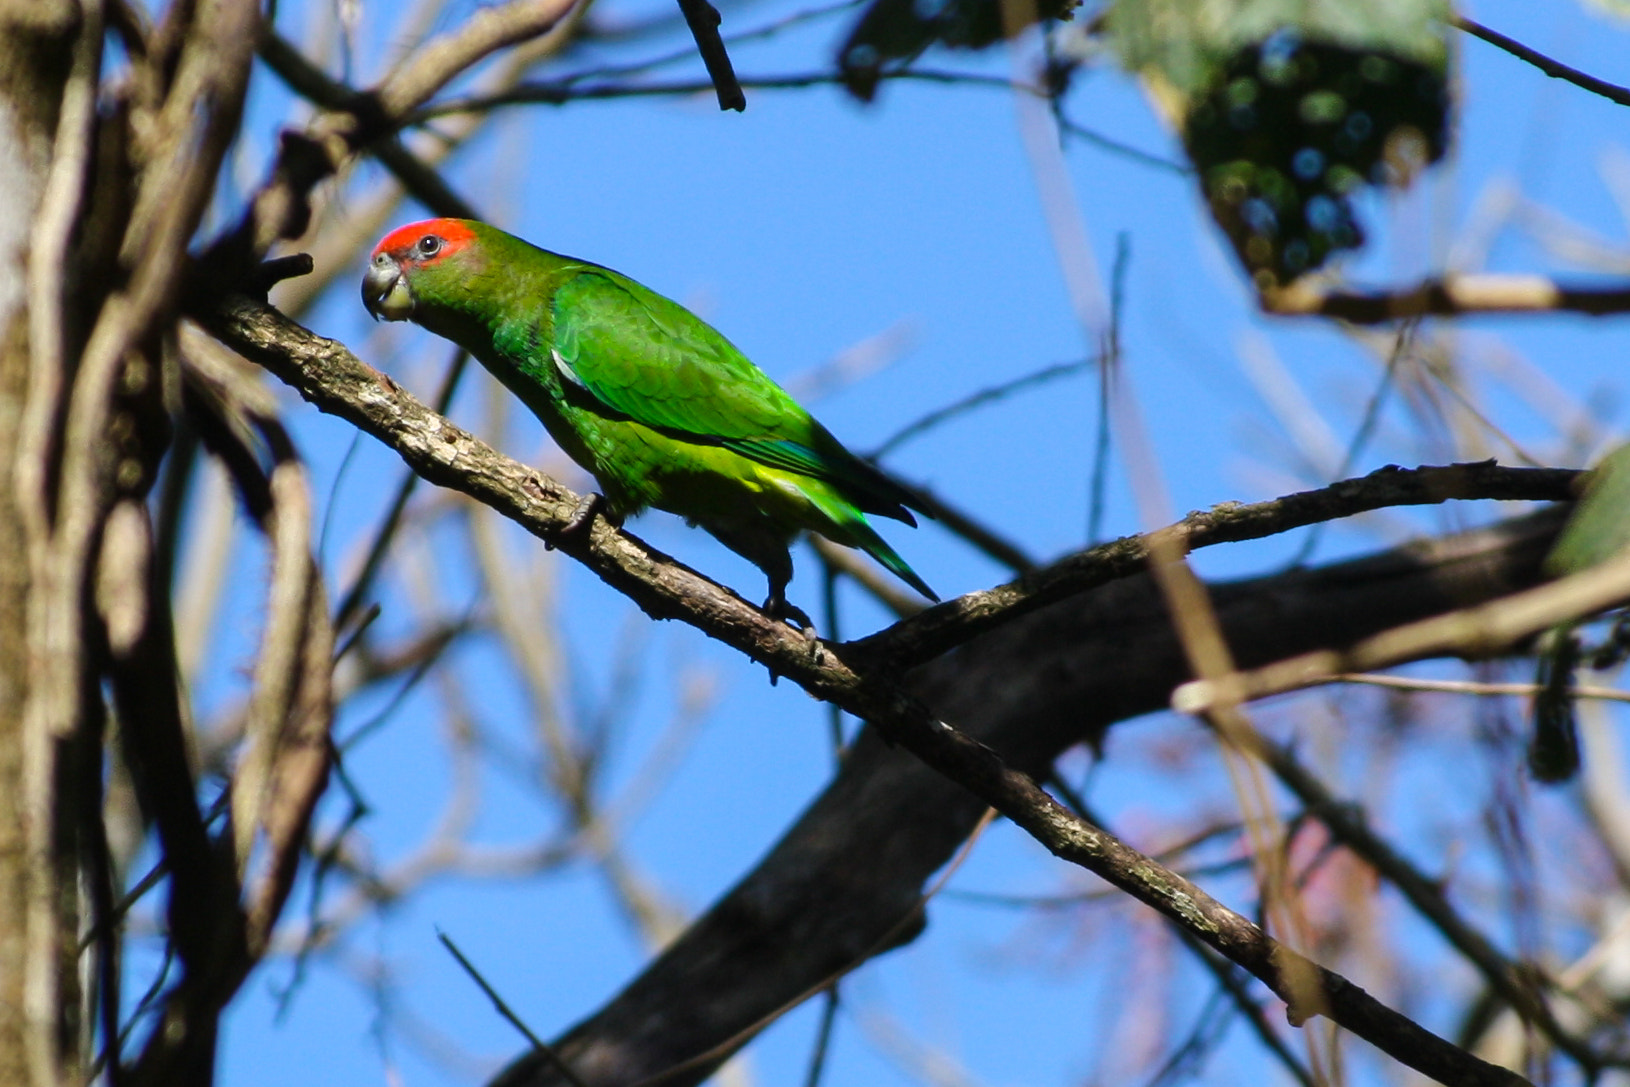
[1262,275,1630,322]
[1457,17,1630,110]
[674,0,745,110]
[1174,548,1630,715]
[858,460,1579,670]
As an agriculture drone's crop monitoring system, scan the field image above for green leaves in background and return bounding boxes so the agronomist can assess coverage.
[1532,442,1630,784]
[1548,442,1630,577]
[837,0,1079,100]
[1108,0,1452,287]
[1530,626,1582,784]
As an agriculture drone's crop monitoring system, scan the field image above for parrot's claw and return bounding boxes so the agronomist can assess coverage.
[762,592,816,639]
[547,492,604,550]
[761,594,818,686]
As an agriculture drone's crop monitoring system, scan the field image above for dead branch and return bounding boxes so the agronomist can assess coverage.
[1262,275,1630,322]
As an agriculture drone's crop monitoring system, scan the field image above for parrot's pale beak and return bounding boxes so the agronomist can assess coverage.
[362,254,414,321]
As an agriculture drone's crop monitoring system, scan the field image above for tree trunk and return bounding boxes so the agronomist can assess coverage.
[0,4,84,1085]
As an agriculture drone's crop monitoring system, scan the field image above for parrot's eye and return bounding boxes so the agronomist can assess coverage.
[416,235,443,258]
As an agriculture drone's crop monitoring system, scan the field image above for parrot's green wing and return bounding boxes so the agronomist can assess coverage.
[551,269,922,522]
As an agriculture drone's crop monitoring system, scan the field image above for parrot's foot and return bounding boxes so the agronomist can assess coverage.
[547,492,604,550]
[762,592,816,636]
[761,592,819,687]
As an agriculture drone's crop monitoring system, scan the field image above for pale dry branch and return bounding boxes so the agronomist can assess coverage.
[203,0,582,292]
[260,12,591,309]
[10,4,107,1080]
[241,569,333,954]
[11,2,261,1081]
[372,0,585,120]
[1262,275,1630,323]
[1174,548,1630,716]
[1333,672,1630,704]
[236,437,335,954]
[231,459,320,873]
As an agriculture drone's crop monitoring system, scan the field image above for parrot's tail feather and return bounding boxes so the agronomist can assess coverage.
[803,483,937,601]
[862,534,939,602]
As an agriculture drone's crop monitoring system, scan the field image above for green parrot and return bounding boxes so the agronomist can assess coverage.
[362,218,936,622]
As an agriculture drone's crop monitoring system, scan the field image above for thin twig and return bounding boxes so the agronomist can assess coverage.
[1247,729,1599,1069]
[675,0,746,109]
[800,988,842,1087]
[1456,17,1630,109]
[415,66,1021,116]
[373,0,585,120]
[558,0,867,88]
[1334,672,1630,703]
[1047,782,1316,1087]
[334,348,470,629]
[1089,235,1130,543]
[438,930,591,1087]
[869,357,1098,458]
[1288,322,1415,566]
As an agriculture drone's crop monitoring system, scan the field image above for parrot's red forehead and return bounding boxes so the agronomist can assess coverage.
[372,218,478,261]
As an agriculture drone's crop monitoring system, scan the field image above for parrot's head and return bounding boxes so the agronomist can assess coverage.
[363,218,483,322]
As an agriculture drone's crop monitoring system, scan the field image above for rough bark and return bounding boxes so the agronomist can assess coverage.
[492,509,1564,1087]
[0,4,79,1084]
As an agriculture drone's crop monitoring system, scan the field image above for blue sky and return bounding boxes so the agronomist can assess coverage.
[183,1,1630,1084]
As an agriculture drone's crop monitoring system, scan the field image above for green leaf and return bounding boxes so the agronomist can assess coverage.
[1530,625,1582,784]
[837,0,1080,101]
[1107,0,1452,286]
[1581,0,1630,23]
[1547,441,1630,575]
